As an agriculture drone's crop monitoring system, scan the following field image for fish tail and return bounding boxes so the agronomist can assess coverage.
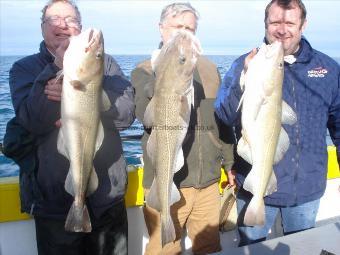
[161,214,176,247]
[65,202,92,232]
[243,197,265,226]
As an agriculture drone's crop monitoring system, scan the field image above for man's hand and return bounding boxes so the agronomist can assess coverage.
[45,77,62,101]
[54,39,70,69]
[243,48,258,73]
[221,169,236,189]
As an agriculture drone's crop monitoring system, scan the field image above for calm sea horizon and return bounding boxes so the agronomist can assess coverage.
[1,55,338,177]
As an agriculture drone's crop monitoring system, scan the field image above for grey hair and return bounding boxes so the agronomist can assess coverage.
[160,2,199,26]
[41,0,82,24]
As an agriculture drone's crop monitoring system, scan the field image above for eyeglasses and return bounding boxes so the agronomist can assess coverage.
[43,15,80,28]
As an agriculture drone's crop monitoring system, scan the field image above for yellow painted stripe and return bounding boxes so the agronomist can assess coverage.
[0,146,339,223]
[327,146,340,179]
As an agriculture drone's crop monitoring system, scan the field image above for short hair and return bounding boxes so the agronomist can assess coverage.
[159,2,199,27]
[41,0,82,24]
[264,0,307,28]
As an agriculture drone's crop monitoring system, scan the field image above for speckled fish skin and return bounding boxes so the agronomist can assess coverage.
[144,30,201,246]
[57,28,105,233]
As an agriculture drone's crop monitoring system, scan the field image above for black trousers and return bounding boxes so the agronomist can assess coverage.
[35,201,128,255]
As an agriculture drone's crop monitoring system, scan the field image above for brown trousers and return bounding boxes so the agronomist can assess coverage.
[143,183,221,255]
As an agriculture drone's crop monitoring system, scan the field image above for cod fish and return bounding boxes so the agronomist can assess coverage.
[57,28,110,232]
[144,30,201,246]
[237,41,297,226]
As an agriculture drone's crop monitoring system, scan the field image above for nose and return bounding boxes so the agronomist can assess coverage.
[277,23,287,35]
[58,18,67,29]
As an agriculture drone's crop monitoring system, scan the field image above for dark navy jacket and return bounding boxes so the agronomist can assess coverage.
[214,38,340,206]
[9,41,135,219]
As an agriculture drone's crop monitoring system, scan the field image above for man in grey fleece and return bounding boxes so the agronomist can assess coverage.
[8,0,134,254]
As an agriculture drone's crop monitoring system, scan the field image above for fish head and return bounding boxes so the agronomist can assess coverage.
[154,30,202,92]
[63,28,104,83]
[257,41,284,75]
[247,41,284,88]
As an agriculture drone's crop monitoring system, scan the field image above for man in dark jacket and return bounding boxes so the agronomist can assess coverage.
[214,0,340,246]
[8,0,134,254]
[131,3,234,254]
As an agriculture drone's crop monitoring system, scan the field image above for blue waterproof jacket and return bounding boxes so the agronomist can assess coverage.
[215,38,340,206]
[9,41,135,219]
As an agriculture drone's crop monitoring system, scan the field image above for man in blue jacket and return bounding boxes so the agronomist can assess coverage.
[214,0,340,246]
[8,0,134,254]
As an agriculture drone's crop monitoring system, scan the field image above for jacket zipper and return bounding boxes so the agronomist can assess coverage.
[290,68,300,204]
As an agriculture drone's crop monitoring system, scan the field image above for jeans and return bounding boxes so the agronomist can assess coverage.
[236,190,320,246]
[35,200,128,255]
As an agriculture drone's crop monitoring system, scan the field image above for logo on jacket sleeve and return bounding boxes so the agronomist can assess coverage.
[308,67,328,78]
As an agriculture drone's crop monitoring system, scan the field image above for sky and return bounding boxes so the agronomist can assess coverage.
[0,0,340,57]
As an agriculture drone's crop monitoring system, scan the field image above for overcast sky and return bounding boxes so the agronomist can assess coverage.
[1,0,340,56]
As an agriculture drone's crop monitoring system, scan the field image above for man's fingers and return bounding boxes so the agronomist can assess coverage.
[55,119,62,128]
[47,95,62,101]
[226,170,236,187]
[244,48,258,73]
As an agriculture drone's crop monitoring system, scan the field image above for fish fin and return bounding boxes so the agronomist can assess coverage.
[243,167,257,195]
[144,99,155,128]
[274,127,290,164]
[243,197,265,226]
[239,70,246,92]
[57,129,68,159]
[237,136,252,164]
[161,214,176,247]
[236,92,245,112]
[95,121,104,153]
[281,100,297,125]
[184,82,194,108]
[100,90,111,111]
[174,148,184,172]
[146,132,156,165]
[263,80,275,97]
[151,49,161,71]
[146,179,161,211]
[55,70,64,82]
[264,171,277,196]
[170,182,181,205]
[65,171,75,196]
[86,168,99,196]
[179,95,191,121]
[65,202,92,232]
[253,97,265,120]
[70,80,83,90]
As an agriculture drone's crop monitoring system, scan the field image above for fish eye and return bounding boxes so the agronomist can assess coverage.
[278,62,283,69]
[96,52,102,59]
[179,55,186,64]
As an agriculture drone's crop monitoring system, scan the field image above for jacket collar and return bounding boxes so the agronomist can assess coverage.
[294,37,313,63]
[263,36,313,64]
[39,41,55,63]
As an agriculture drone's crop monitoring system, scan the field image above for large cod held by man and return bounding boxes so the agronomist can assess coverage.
[57,28,110,232]
[144,30,201,246]
[238,41,297,226]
